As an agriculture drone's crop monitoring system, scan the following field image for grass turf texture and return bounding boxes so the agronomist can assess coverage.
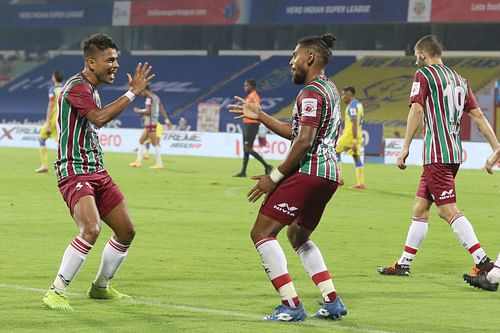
[1,147,500,333]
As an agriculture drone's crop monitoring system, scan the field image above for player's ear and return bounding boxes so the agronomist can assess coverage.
[87,57,96,72]
[307,52,315,66]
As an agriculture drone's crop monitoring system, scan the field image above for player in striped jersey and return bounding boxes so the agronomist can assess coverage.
[129,85,171,169]
[229,33,346,322]
[378,35,499,279]
[464,146,500,291]
[42,33,154,311]
[35,70,64,173]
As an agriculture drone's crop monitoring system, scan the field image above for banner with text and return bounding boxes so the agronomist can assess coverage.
[250,0,408,24]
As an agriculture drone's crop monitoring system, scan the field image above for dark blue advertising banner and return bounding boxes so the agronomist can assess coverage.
[251,0,408,24]
[4,1,113,28]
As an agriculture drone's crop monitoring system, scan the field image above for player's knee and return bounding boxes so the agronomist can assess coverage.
[244,146,253,154]
[80,223,101,244]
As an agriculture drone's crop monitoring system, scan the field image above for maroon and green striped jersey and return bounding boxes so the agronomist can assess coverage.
[55,72,104,182]
[291,76,342,181]
[410,64,479,165]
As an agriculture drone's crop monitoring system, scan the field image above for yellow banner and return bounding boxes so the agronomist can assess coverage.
[275,56,500,137]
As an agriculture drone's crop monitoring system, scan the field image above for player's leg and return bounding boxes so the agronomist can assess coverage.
[130,129,148,167]
[43,192,101,311]
[426,164,492,273]
[148,131,164,169]
[36,125,50,173]
[351,149,366,189]
[251,214,306,321]
[88,174,133,299]
[246,123,272,174]
[378,171,432,276]
[288,178,346,320]
[235,125,250,177]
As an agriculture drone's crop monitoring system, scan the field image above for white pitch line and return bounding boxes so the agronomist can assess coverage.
[0,283,397,333]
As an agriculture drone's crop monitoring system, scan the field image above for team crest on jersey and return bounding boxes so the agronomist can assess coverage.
[301,98,317,117]
[410,82,420,97]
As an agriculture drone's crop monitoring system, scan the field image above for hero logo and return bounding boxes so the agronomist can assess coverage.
[273,202,298,217]
[439,189,455,201]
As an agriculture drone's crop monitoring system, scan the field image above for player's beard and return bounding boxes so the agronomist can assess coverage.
[292,68,307,85]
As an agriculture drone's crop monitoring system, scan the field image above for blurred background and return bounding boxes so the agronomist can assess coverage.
[0,0,499,160]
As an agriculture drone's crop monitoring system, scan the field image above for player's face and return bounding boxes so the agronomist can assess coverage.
[289,45,308,85]
[341,90,353,104]
[414,48,426,67]
[89,48,119,84]
[244,82,252,94]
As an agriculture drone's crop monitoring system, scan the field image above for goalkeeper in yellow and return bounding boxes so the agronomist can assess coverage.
[335,86,365,189]
[36,70,64,173]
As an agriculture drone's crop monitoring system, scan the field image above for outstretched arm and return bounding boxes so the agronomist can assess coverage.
[229,96,292,140]
[85,62,155,127]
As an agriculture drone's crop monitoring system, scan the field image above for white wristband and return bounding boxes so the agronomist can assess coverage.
[269,168,285,183]
[124,90,136,102]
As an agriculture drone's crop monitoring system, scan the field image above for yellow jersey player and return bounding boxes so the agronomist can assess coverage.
[335,86,365,189]
[36,70,64,173]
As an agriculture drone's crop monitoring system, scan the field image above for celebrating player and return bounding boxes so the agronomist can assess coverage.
[129,85,171,169]
[229,33,347,322]
[378,35,499,278]
[335,86,365,188]
[463,146,500,291]
[233,79,273,177]
[35,70,64,173]
[42,33,154,311]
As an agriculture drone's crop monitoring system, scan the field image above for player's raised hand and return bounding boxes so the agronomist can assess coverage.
[228,96,261,121]
[127,62,155,96]
[247,175,276,203]
[397,146,409,170]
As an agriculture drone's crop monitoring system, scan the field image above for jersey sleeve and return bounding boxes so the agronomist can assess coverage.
[48,86,55,101]
[409,71,428,108]
[297,88,324,128]
[348,101,358,119]
[65,82,98,117]
[464,85,479,112]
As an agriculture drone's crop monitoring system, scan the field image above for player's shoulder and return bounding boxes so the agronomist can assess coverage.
[349,99,361,107]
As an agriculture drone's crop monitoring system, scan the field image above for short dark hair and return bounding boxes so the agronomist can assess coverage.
[52,70,64,83]
[80,33,118,58]
[342,86,355,95]
[244,79,256,88]
[298,33,336,65]
[414,35,443,57]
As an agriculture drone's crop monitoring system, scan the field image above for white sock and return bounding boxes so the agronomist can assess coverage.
[296,240,336,302]
[449,213,487,264]
[93,238,130,288]
[51,236,92,292]
[398,217,428,266]
[255,237,299,308]
[153,144,162,166]
[136,144,145,163]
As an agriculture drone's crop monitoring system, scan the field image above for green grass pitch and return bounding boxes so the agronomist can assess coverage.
[1,147,500,332]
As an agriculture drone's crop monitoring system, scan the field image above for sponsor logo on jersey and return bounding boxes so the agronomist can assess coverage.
[410,82,420,97]
[273,202,298,217]
[301,98,317,117]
